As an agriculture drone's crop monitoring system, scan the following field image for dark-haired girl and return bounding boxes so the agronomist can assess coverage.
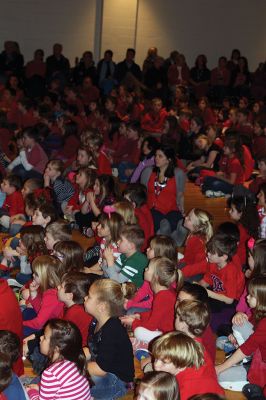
[26,319,91,399]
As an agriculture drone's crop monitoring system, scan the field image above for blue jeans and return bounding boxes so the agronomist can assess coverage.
[90,373,128,400]
[202,176,234,194]
[22,308,38,337]
[151,208,183,233]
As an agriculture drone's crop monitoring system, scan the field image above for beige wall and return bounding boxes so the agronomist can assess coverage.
[101,0,138,62]
[134,0,266,70]
[0,0,265,70]
[0,0,97,65]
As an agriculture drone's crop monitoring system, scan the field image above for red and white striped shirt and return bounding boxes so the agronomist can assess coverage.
[28,360,91,400]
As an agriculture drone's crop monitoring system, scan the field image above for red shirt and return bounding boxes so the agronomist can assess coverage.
[141,108,168,133]
[135,204,154,250]
[249,176,266,195]
[3,190,24,216]
[97,148,112,175]
[201,325,216,363]
[176,338,224,400]
[241,317,266,392]
[0,279,24,376]
[182,259,245,300]
[147,172,178,215]
[237,223,250,265]
[26,143,48,174]
[61,304,93,346]
[132,289,176,332]
[181,235,206,265]
[224,156,245,185]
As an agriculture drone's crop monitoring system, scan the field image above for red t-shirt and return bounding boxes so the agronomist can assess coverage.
[97,148,112,175]
[3,190,24,216]
[26,143,48,174]
[224,156,244,185]
[181,235,206,265]
[249,176,266,195]
[135,204,154,250]
[132,289,176,332]
[61,304,93,347]
[182,259,245,300]
[237,223,250,265]
[141,108,168,133]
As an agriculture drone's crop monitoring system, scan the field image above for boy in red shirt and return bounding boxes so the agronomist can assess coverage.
[124,183,154,250]
[152,331,224,400]
[182,233,245,333]
[141,98,168,135]
[0,174,24,233]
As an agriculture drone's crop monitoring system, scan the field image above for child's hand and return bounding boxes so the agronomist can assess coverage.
[232,312,248,326]
[83,346,91,360]
[26,384,39,392]
[29,280,39,298]
[86,191,95,204]
[120,315,135,327]
[141,356,152,370]
[16,245,26,256]
[103,247,115,266]
[21,288,30,301]
[228,334,238,347]
[43,173,50,187]
[3,246,18,260]
[91,221,99,231]
[23,341,29,358]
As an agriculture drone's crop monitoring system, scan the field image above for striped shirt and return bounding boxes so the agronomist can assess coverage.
[28,360,91,400]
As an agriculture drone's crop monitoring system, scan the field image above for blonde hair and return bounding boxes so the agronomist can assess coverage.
[32,255,61,292]
[45,221,72,242]
[91,279,125,316]
[189,208,213,241]
[248,277,266,321]
[138,371,179,400]
[150,257,183,291]
[114,201,137,224]
[47,159,64,175]
[150,235,177,262]
[175,300,210,337]
[152,331,204,370]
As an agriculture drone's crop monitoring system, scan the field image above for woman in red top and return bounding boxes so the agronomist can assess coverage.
[202,135,245,196]
[142,145,185,233]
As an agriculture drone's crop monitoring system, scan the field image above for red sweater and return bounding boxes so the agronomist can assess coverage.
[141,108,168,133]
[61,304,93,346]
[176,338,224,400]
[147,172,178,215]
[23,289,64,331]
[97,148,112,175]
[237,223,250,265]
[182,259,245,300]
[135,204,154,250]
[181,235,206,265]
[0,279,24,376]
[132,289,176,332]
[3,190,24,217]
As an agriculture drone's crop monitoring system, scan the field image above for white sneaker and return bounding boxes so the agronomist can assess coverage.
[205,190,215,197]
[7,278,23,288]
[213,191,226,197]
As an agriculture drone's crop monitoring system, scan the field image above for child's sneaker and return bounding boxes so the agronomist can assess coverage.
[205,190,215,197]
[242,383,264,399]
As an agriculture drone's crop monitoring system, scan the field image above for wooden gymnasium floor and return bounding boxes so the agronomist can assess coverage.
[24,182,246,399]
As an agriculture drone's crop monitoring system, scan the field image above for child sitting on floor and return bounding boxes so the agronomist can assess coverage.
[182,233,245,333]
[103,224,148,288]
[0,174,24,234]
[44,221,72,252]
[84,279,134,399]
[152,331,224,400]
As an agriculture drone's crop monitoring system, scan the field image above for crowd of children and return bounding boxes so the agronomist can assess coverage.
[0,42,266,400]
